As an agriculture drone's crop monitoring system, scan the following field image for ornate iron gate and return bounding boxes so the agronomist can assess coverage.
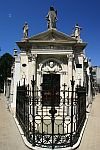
[16,76,86,149]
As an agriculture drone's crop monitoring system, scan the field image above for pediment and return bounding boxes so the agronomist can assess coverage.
[28,29,77,43]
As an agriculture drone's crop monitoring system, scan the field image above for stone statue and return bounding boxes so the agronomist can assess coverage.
[23,22,29,38]
[46,6,57,29]
[74,24,82,40]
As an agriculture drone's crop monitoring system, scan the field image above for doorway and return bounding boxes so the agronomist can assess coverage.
[42,74,60,106]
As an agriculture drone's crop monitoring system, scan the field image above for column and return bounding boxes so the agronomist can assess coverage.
[28,54,37,86]
[67,54,74,89]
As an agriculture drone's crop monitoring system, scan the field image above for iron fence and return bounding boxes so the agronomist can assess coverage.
[16,76,86,149]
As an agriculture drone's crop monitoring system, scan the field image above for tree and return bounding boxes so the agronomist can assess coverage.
[0,53,14,91]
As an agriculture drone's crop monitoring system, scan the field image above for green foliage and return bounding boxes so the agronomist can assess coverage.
[0,53,14,90]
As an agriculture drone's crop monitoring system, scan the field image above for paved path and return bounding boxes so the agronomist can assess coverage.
[77,94,100,150]
[0,94,30,150]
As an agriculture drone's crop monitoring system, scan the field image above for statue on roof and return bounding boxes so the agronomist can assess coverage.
[71,24,82,42]
[74,24,82,40]
[23,22,29,38]
[46,6,57,29]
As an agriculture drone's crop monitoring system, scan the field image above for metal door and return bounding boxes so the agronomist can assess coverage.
[42,74,60,106]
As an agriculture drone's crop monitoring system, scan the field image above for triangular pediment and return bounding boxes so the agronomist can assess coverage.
[28,29,77,43]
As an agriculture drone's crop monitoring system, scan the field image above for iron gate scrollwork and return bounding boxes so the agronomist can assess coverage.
[16,76,86,149]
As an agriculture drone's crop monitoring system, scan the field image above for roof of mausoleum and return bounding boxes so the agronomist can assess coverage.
[16,28,87,51]
[16,6,87,51]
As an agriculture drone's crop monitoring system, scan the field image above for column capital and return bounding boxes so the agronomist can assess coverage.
[28,53,37,62]
[67,54,74,62]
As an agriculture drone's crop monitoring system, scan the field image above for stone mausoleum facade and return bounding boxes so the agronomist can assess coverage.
[10,6,88,114]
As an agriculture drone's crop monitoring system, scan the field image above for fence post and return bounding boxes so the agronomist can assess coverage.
[26,84,29,140]
[23,78,26,135]
[32,75,35,146]
[70,76,75,147]
[63,83,66,134]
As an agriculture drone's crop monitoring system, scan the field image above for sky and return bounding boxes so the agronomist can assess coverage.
[0,0,100,66]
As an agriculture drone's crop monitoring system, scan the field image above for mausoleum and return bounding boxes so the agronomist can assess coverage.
[10,7,88,149]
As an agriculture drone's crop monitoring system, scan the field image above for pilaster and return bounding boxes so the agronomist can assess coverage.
[67,54,74,89]
[28,53,37,86]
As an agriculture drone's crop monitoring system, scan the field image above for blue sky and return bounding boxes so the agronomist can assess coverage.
[0,0,100,66]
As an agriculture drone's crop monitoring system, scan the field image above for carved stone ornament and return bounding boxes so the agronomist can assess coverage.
[41,60,62,73]
[67,54,74,62]
[28,53,37,62]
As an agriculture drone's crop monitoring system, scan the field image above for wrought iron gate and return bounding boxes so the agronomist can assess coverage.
[16,76,86,149]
